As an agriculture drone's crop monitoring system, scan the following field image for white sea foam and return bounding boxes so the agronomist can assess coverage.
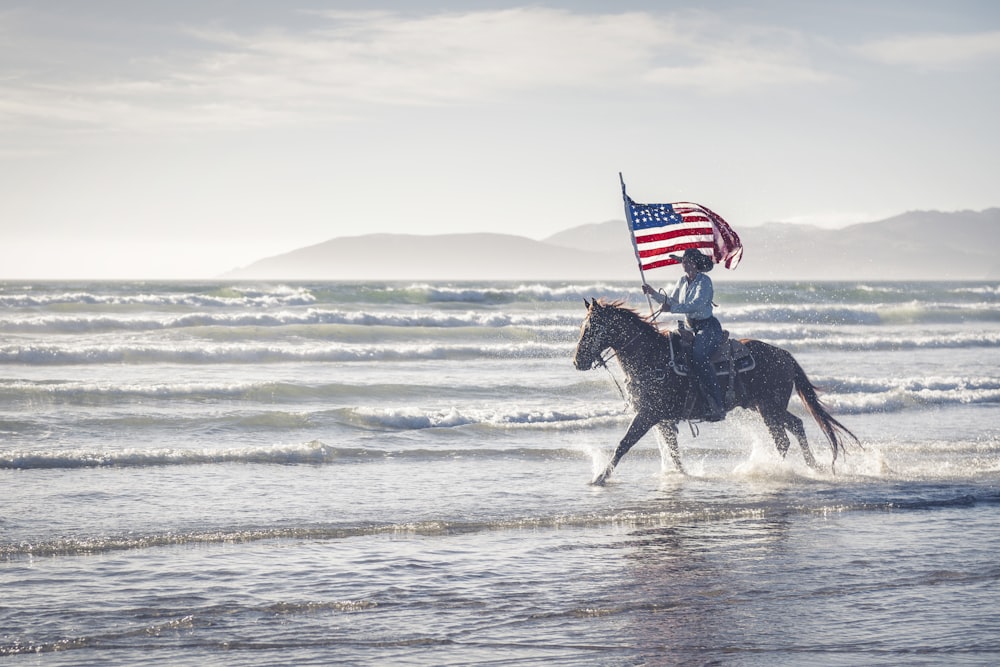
[0,286,316,309]
[952,284,1000,297]
[0,440,341,469]
[394,282,631,303]
[0,439,600,470]
[3,323,1000,365]
[0,308,580,333]
[760,330,1000,351]
[722,301,1000,325]
[340,405,625,431]
[825,381,1000,414]
[0,341,572,365]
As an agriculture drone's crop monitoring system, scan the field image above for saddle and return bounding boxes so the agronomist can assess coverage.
[667,327,756,418]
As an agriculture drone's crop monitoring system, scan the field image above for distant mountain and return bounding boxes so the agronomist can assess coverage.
[222,208,1000,281]
[221,232,635,281]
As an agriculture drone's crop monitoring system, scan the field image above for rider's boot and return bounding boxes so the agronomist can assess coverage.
[704,394,725,422]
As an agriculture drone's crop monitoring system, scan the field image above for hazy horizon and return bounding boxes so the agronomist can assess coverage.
[2,1,998,279]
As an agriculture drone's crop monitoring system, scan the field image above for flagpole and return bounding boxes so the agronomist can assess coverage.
[620,172,657,316]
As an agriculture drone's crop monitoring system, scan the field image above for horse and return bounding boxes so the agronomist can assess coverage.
[574,298,858,485]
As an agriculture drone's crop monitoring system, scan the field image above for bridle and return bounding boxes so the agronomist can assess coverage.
[593,329,643,369]
[584,305,658,370]
[584,311,649,406]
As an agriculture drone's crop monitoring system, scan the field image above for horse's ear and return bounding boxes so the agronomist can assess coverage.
[583,298,591,309]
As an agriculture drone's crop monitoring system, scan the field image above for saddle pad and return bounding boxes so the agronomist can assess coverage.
[711,337,750,364]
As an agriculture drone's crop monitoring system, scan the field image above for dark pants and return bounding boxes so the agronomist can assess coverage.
[690,316,724,410]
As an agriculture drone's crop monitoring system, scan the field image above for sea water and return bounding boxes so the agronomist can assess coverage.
[1,280,998,665]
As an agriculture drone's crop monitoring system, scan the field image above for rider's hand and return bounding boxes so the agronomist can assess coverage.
[642,284,655,296]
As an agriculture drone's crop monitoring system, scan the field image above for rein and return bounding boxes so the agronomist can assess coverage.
[597,329,702,437]
[582,303,676,409]
[594,331,639,406]
[594,329,642,368]
[596,355,629,406]
[593,325,659,407]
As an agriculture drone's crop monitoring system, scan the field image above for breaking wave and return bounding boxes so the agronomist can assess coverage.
[3,303,998,335]
[0,440,594,471]
[0,341,570,365]
[0,285,316,309]
[0,309,580,334]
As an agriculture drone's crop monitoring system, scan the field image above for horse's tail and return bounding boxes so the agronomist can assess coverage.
[792,362,859,466]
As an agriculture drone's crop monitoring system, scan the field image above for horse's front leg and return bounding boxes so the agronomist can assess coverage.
[655,421,684,474]
[591,411,658,486]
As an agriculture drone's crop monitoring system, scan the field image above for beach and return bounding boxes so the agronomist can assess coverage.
[2,280,998,665]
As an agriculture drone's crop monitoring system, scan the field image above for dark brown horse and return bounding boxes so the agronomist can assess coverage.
[574,298,857,485]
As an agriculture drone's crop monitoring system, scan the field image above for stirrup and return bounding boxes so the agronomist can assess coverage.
[724,388,737,411]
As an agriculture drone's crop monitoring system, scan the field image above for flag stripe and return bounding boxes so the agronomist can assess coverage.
[641,258,676,271]
[638,240,713,260]
[634,225,713,244]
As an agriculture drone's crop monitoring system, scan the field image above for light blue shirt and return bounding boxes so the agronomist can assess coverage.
[649,272,715,323]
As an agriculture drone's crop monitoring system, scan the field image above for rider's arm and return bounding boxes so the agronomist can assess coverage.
[642,281,680,307]
[644,286,667,305]
[668,274,713,317]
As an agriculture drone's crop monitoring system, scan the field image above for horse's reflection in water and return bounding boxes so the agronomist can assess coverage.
[574,299,857,485]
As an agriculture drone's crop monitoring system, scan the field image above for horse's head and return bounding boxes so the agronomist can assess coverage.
[574,298,619,371]
[575,298,662,371]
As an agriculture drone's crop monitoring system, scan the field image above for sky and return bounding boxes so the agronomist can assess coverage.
[1,0,999,279]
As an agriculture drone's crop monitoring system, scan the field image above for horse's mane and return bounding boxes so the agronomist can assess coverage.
[594,298,667,338]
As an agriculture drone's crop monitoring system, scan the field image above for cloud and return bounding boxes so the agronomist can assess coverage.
[185,9,832,102]
[856,30,1000,69]
[1,7,831,137]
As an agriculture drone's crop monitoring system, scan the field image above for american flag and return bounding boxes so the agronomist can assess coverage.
[625,196,743,272]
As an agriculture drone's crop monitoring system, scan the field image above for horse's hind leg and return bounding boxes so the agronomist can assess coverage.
[762,409,818,468]
[760,410,792,458]
[655,421,684,474]
[783,410,818,469]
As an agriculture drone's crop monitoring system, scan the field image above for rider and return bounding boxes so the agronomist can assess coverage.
[642,248,725,421]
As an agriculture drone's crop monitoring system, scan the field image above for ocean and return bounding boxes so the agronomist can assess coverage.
[1,279,998,666]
